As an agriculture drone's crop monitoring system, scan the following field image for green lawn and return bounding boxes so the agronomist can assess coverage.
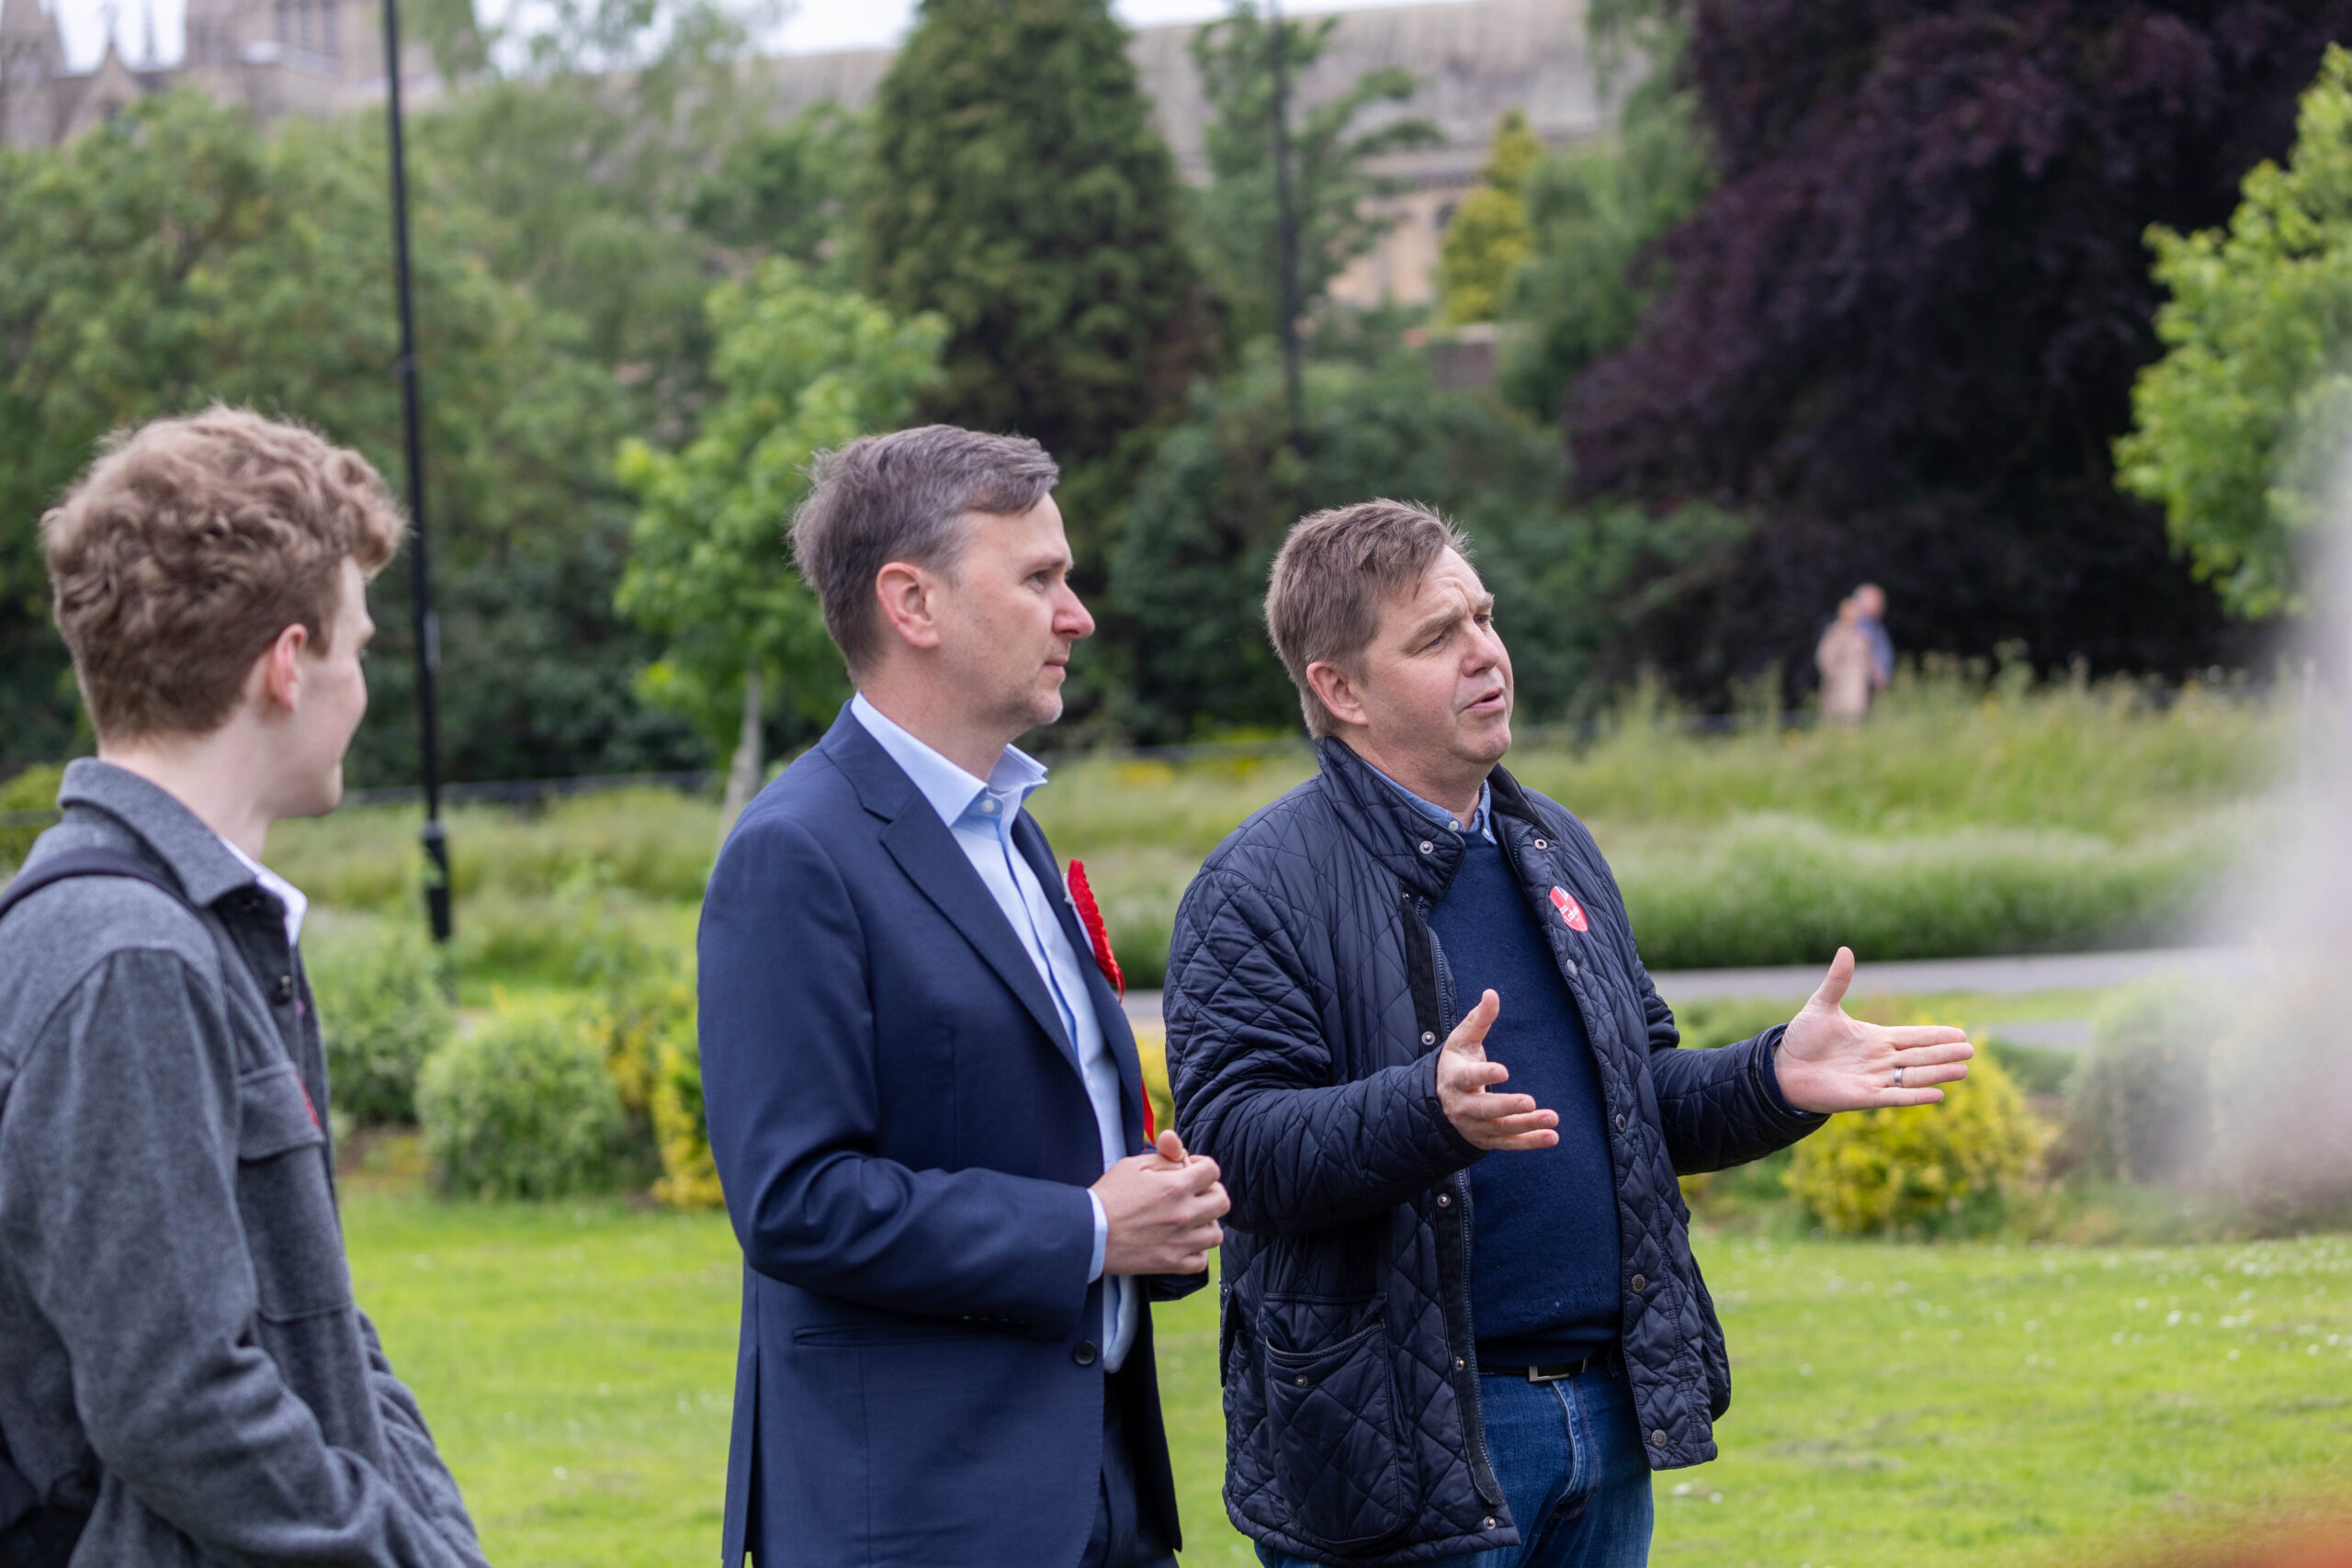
[347,1191,2351,1568]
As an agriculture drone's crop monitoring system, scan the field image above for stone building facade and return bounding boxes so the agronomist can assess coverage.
[755,0,1620,309]
[3,0,1611,307]
[0,0,430,150]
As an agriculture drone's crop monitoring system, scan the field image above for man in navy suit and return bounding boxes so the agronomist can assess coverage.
[699,425,1229,1568]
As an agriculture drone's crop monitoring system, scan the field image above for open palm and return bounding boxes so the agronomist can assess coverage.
[1773,947,1974,1114]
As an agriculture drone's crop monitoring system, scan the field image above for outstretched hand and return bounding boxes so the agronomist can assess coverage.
[1438,989,1560,1151]
[1773,947,1974,1114]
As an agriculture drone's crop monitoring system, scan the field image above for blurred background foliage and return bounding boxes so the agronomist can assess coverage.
[9,0,2352,1229]
[9,0,2352,780]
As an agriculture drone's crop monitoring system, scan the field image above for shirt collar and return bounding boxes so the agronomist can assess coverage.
[851,691,1048,838]
[1371,766,1493,841]
[217,834,308,949]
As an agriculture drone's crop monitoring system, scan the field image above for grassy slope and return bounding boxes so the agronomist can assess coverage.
[347,1192,2351,1568]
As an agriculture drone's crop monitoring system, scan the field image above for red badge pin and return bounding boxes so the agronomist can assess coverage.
[1549,886,1589,933]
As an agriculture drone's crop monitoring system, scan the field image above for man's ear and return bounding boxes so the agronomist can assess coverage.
[254,623,311,716]
[873,560,945,653]
[1305,658,1369,730]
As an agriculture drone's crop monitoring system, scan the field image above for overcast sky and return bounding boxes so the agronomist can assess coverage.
[44,0,1469,73]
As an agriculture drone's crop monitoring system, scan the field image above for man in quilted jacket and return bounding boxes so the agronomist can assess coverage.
[1164,500,1974,1568]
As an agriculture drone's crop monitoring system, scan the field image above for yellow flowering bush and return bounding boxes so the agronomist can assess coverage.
[1786,1046,2049,1236]
[586,957,720,1211]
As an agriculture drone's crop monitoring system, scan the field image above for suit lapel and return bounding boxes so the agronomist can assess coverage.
[823,707,1084,1080]
[1014,817,1148,1154]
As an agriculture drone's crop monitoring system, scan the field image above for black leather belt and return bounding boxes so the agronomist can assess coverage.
[1485,1348,1618,1383]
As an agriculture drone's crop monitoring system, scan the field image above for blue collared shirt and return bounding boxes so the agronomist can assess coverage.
[1377,770,1496,843]
[849,694,1138,1371]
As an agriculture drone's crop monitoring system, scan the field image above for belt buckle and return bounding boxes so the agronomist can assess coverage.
[1526,1359,1582,1384]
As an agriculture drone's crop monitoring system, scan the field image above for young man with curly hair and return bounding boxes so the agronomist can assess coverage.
[0,409,490,1567]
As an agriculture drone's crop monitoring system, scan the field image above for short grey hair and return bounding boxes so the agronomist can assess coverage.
[789,425,1061,674]
[1264,499,1472,739]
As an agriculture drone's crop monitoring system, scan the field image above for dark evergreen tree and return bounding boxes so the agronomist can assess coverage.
[1568,0,2352,694]
[855,0,1206,470]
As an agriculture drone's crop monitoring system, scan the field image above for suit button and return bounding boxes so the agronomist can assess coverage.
[1436,1192,1451,1207]
[1072,1341,1098,1367]
[1532,838,1548,851]
[1453,1357,1465,1371]
[1650,1429,1668,1450]
[1294,1374,1309,1387]
[1421,1032,1436,1045]
[1631,1274,1646,1293]
[272,975,295,1005]
[1562,958,1578,977]
[1483,1516,1498,1529]
[1614,1114,1626,1133]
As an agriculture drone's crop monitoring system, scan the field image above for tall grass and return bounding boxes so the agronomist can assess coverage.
[243,669,2287,987]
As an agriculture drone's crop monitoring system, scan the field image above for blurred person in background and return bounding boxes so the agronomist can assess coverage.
[1815,593,1877,724]
[1853,581,1895,688]
[696,426,1227,1568]
[1163,500,1971,1568]
[0,410,490,1567]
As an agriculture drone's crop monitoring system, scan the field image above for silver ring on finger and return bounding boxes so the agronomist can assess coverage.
[1892,1065,1905,1089]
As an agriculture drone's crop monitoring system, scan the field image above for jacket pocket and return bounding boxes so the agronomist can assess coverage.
[791,1320,983,1348]
[234,1064,353,1323]
[1261,1309,1410,1550]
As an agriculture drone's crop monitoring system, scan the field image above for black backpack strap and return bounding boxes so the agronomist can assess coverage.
[0,848,191,925]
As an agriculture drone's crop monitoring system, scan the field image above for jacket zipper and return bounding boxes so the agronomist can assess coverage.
[1420,896,1503,1508]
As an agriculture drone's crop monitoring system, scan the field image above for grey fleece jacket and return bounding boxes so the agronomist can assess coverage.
[0,761,490,1568]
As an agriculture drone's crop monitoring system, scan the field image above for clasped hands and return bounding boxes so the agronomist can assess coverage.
[1092,1129,1229,1276]
[1436,945,1975,1149]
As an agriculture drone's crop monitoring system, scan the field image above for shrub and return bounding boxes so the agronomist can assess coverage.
[2209,966,2352,1226]
[2064,981,2223,1185]
[582,937,718,1211]
[1786,1048,2048,1236]
[1610,816,2226,971]
[307,915,453,1125]
[0,763,64,868]
[417,1001,648,1200]
[650,1036,722,1211]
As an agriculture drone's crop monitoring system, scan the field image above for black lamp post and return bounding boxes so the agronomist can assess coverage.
[379,0,452,943]
[1268,0,1304,448]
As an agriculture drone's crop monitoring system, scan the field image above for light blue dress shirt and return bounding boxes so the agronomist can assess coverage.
[850,694,1139,1371]
[1378,770,1496,843]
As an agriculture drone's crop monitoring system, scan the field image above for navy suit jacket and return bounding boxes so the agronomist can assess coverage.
[700,706,1197,1568]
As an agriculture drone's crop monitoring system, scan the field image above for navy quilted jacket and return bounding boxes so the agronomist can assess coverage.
[1165,740,1824,1564]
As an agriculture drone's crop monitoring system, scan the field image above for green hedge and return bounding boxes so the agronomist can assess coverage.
[1605,817,2228,972]
[418,1002,650,1200]
[307,915,453,1126]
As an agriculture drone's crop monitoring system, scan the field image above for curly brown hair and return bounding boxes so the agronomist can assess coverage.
[41,407,407,740]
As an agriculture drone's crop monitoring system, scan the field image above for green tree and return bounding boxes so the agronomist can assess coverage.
[1108,343,1727,739]
[616,261,945,828]
[412,0,812,447]
[0,92,686,781]
[1497,18,1713,423]
[855,0,1203,472]
[1439,109,1544,326]
[2115,44,2352,619]
[1189,3,1438,342]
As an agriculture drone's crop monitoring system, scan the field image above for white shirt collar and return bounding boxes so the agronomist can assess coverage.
[850,692,1048,837]
[216,834,308,950]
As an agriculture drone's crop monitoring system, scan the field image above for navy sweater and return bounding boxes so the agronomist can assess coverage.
[1429,831,1622,1364]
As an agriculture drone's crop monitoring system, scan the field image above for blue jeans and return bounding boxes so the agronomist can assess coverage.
[1257,1362,1654,1568]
